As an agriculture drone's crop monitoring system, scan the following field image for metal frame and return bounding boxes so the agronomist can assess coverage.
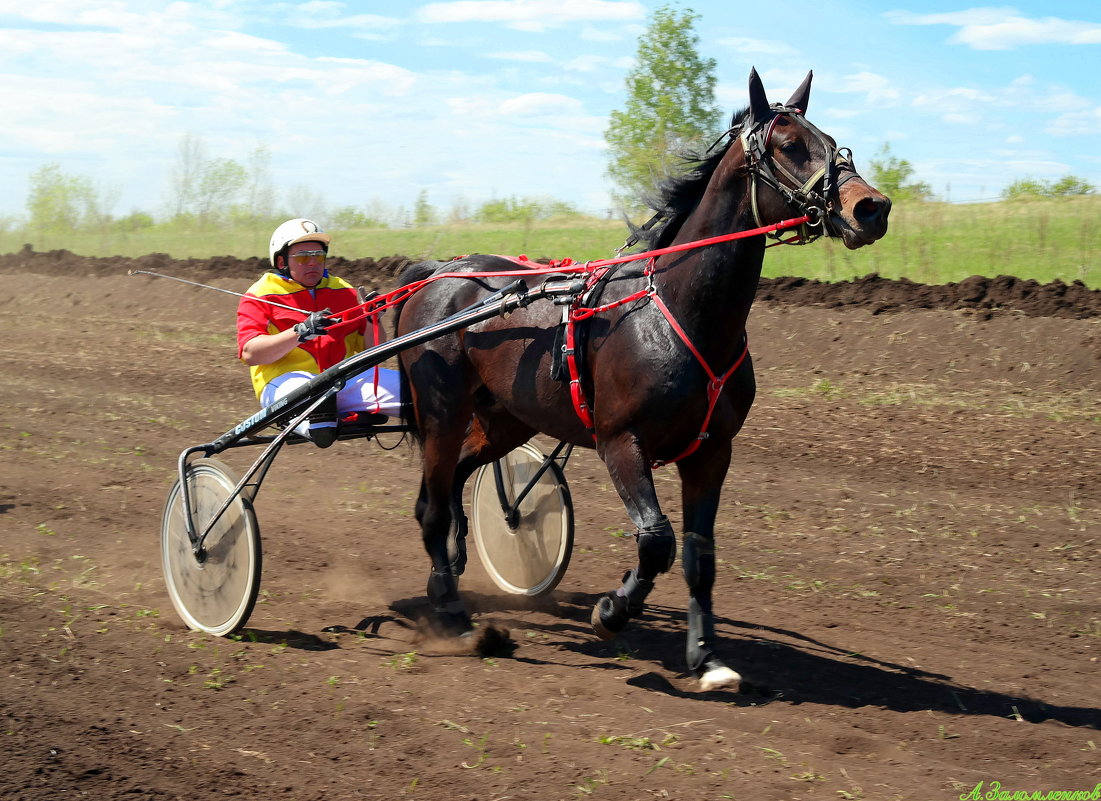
[175,276,585,558]
[491,440,574,529]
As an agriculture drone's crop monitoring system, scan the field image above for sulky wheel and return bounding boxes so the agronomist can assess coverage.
[161,458,261,636]
[470,442,574,596]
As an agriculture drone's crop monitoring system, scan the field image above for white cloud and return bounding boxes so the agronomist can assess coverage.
[908,75,1086,124]
[580,24,622,42]
[274,1,402,35]
[885,8,1018,27]
[561,54,631,73]
[499,92,584,117]
[885,7,1101,50]
[1045,105,1101,138]
[488,50,555,63]
[834,71,902,106]
[911,85,995,115]
[716,36,798,57]
[417,0,645,31]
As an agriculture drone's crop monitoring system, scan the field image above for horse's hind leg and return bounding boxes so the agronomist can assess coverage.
[448,407,538,576]
[591,432,677,639]
[416,401,478,636]
[677,442,741,692]
[414,473,467,577]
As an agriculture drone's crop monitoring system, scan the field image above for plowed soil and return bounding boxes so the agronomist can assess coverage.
[2,248,1099,801]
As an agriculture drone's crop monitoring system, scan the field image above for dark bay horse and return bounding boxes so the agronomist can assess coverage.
[394,69,891,691]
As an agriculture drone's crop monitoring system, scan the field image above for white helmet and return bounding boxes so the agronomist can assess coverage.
[269,218,331,268]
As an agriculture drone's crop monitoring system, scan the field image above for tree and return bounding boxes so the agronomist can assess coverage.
[244,144,275,219]
[1048,175,1094,196]
[604,5,721,205]
[26,163,101,231]
[473,196,582,224]
[169,133,206,218]
[167,134,273,222]
[867,143,932,203]
[196,157,248,222]
[1002,175,1095,200]
[413,190,436,226]
[330,205,387,229]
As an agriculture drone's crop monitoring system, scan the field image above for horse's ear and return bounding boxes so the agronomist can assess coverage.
[748,67,770,122]
[786,70,813,112]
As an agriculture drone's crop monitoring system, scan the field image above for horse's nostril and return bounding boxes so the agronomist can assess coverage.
[854,196,888,223]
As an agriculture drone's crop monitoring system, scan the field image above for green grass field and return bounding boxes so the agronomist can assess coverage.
[4,196,1098,288]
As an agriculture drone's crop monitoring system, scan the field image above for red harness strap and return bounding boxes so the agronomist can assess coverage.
[325,215,807,455]
[565,259,751,468]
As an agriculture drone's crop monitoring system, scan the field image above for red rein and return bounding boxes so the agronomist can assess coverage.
[334,214,811,467]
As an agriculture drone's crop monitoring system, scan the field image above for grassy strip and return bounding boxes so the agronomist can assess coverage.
[3,196,1098,287]
[762,196,1100,287]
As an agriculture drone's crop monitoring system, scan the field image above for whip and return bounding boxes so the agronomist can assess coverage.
[128,269,315,315]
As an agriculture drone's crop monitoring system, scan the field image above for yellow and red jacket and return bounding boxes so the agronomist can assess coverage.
[236,272,365,399]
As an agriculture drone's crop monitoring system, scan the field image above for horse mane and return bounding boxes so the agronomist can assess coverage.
[632,106,750,251]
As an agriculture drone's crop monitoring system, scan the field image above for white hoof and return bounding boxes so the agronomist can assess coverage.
[699,665,741,692]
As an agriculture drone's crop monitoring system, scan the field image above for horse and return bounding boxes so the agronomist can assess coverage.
[393,68,891,691]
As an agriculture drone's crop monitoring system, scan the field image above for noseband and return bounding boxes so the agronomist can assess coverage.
[733,103,861,243]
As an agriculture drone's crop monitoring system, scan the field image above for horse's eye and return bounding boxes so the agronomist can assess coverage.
[779,141,800,155]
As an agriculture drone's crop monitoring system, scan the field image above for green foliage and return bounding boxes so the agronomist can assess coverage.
[166,134,273,223]
[604,5,721,204]
[1003,175,1095,200]
[762,195,1101,288]
[413,189,436,226]
[867,143,932,203]
[196,157,248,220]
[473,196,582,224]
[26,163,102,232]
[115,211,155,232]
[329,205,387,229]
[5,196,1100,291]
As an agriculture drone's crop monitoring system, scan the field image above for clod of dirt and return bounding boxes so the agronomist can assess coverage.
[412,621,516,658]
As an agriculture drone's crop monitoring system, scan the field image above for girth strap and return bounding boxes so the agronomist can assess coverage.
[565,258,750,468]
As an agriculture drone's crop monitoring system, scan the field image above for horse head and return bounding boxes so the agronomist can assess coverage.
[737,68,891,249]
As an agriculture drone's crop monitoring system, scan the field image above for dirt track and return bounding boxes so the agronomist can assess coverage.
[2,250,1099,801]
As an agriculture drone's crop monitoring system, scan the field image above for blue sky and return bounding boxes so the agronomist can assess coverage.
[2,1,1099,222]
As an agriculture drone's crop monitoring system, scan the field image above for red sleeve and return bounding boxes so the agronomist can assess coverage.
[237,294,273,358]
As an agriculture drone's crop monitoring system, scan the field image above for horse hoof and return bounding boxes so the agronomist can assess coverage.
[590,595,625,640]
[433,608,474,639]
[698,665,742,693]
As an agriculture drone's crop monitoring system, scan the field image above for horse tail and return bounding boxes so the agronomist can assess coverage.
[391,260,446,443]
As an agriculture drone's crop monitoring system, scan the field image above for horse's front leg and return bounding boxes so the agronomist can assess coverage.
[677,441,741,692]
[591,432,677,639]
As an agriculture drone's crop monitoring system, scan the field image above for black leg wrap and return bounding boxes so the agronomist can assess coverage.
[686,597,718,674]
[683,532,718,674]
[448,514,469,577]
[591,568,654,640]
[426,569,472,636]
[637,516,677,576]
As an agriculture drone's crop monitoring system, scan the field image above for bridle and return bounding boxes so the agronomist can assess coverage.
[731,103,862,244]
[619,104,864,255]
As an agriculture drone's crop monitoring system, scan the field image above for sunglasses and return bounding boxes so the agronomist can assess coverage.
[288,249,327,264]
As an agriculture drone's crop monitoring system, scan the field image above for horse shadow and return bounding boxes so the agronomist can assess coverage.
[237,628,342,651]
[388,587,1101,730]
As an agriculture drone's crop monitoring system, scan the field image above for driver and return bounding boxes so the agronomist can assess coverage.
[236,218,401,446]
